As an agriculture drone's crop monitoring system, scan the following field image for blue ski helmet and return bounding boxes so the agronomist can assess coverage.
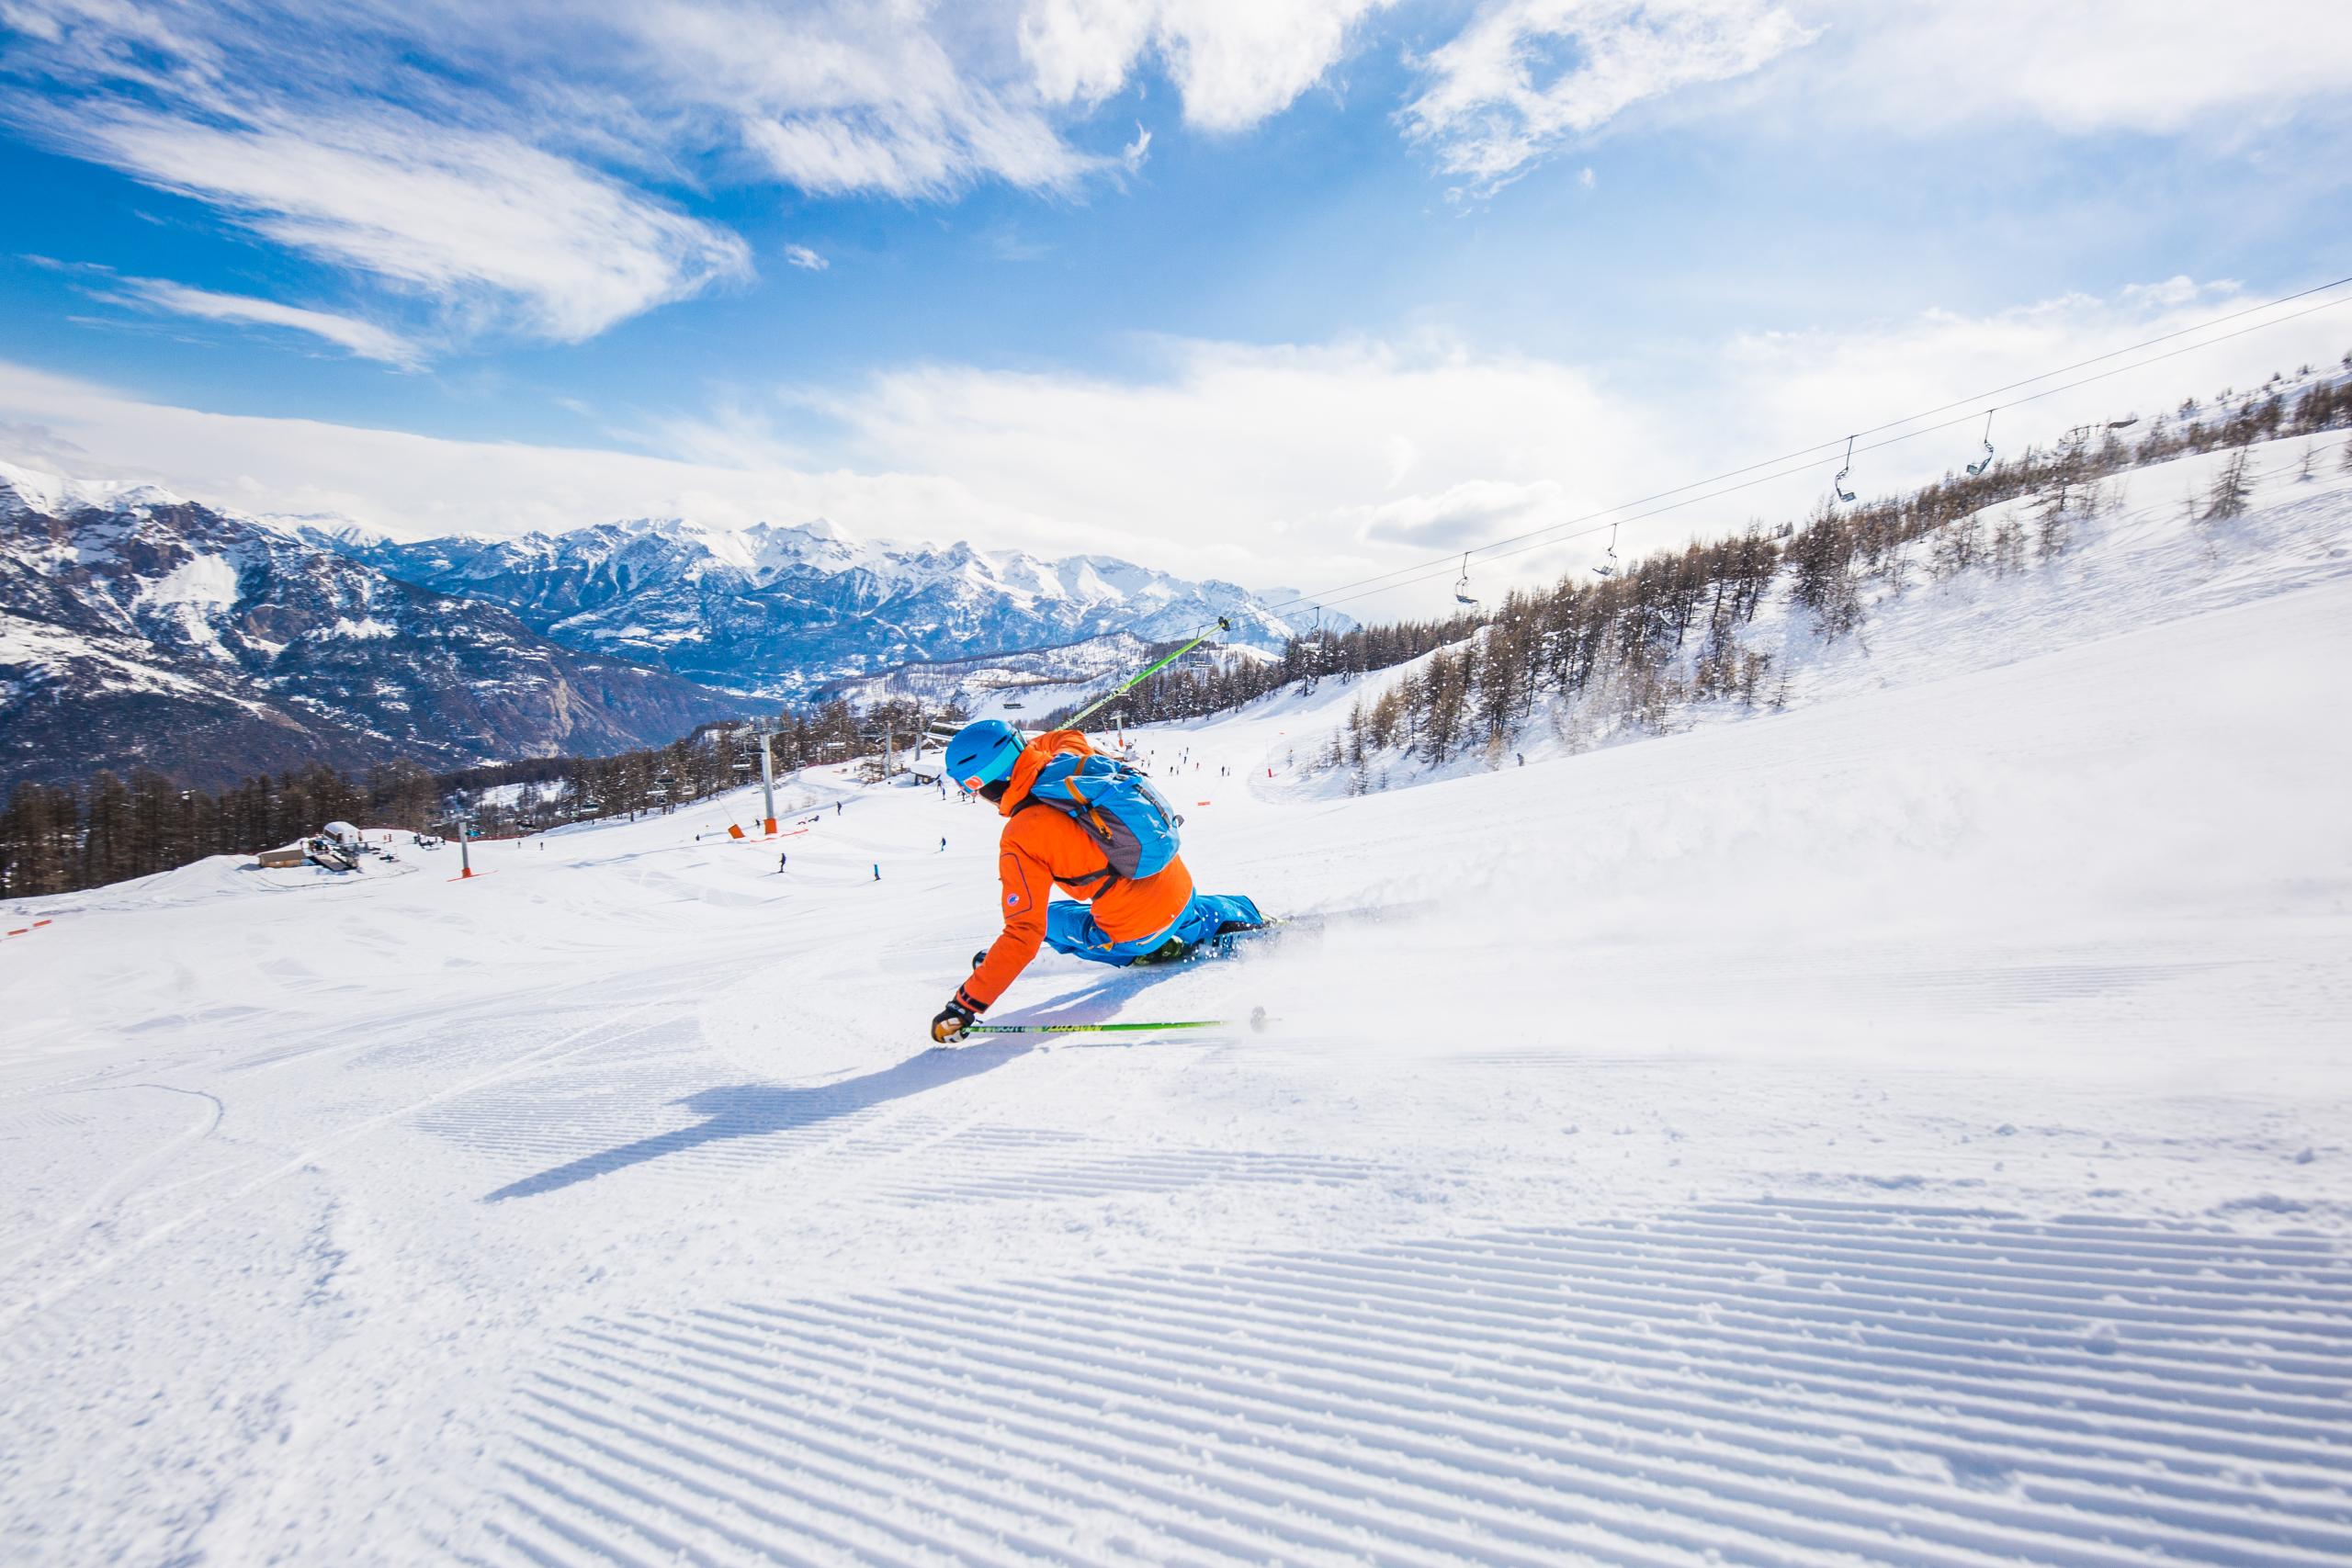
[944,718,1023,794]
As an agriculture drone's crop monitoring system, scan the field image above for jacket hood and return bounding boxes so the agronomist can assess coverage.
[1000,728,1091,816]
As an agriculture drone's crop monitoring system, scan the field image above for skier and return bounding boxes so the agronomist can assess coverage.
[930,720,1262,1044]
[872,863,880,882]
[778,851,787,874]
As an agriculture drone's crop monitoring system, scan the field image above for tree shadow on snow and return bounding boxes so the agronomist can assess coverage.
[483,1041,1031,1202]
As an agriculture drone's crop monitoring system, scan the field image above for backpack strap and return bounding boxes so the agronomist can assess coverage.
[1012,798,1119,894]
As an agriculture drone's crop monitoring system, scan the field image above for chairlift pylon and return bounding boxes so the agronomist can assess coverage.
[1965,410,1996,478]
[1832,434,1858,504]
[1453,552,1479,607]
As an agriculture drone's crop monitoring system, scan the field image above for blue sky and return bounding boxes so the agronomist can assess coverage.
[2,1,2348,610]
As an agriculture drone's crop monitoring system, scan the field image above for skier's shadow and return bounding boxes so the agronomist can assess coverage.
[1009,964,1193,1027]
[482,1042,1031,1202]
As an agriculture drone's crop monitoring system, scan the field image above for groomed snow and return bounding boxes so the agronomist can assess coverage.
[3,451,2349,1564]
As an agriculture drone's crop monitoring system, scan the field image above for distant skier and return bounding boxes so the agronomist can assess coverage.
[872,863,880,881]
[778,852,788,873]
[939,836,947,852]
[930,721,1262,1044]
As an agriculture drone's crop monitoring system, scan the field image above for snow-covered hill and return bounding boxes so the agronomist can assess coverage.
[1285,429,2352,795]
[332,514,1326,698]
[0,462,740,790]
[3,442,2346,1562]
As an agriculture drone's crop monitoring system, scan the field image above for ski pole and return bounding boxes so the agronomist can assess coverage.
[968,1005,1268,1037]
[1064,616,1230,731]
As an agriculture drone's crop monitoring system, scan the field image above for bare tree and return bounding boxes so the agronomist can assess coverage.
[2203,449,2253,521]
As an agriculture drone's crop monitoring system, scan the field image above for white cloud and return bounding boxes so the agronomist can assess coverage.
[783,244,830,272]
[1347,477,1566,547]
[107,278,423,367]
[1791,0,2352,136]
[1404,0,1815,190]
[79,109,747,344]
[1019,0,1395,131]
[717,334,1664,586]
[4,2,752,347]
[3,280,2345,613]
[0,355,1015,547]
[0,1,1402,350]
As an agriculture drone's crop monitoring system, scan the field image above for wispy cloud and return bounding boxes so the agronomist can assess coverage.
[78,109,749,344]
[3,280,2344,600]
[2,2,752,348]
[107,277,423,367]
[1781,1,2352,136]
[783,244,829,272]
[1403,0,1815,192]
[1021,0,1396,131]
[1,3,1406,350]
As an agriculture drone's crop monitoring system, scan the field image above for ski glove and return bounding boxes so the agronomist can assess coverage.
[931,998,979,1044]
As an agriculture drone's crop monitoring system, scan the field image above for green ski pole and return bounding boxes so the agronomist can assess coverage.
[1064,615,1230,731]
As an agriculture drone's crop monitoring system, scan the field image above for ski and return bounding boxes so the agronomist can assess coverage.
[963,1005,1270,1038]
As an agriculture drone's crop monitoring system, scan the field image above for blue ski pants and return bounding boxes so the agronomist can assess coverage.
[1044,892,1264,966]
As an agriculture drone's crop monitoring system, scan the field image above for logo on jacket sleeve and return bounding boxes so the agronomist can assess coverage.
[1007,893,1022,907]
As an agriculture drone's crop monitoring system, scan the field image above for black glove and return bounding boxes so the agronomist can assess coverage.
[931,998,979,1044]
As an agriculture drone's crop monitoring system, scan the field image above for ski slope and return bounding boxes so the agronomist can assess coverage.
[5,503,2351,1562]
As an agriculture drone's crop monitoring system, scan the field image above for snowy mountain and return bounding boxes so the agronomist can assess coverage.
[0,462,740,790]
[325,514,1329,697]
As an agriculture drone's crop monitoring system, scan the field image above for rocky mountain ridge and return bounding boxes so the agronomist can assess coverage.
[324,513,1329,697]
[0,463,739,790]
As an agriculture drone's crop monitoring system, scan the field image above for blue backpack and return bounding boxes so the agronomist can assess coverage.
[1021,753,1182,885]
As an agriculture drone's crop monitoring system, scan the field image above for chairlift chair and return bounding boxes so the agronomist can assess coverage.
[1453,552,1479,607]
[1833,435,1858,503]
[1965,411,1996,478]
[1592,519,1620,579]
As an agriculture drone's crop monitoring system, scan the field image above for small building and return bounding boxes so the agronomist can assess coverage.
[254,844,307,869]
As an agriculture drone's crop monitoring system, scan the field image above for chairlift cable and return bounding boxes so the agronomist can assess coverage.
[1251,273,2352,622]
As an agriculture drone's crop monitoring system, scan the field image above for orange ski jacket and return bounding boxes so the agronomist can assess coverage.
[958,729,1193,1011]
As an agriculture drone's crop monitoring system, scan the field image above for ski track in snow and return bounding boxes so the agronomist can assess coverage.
[484,1201,2352,1568]
[3,439,2350,1564]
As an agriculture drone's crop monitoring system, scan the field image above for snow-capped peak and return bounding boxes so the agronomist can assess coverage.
[0,459,187,518]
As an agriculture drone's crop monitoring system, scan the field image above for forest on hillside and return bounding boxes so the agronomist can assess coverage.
[0,695,955,899]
